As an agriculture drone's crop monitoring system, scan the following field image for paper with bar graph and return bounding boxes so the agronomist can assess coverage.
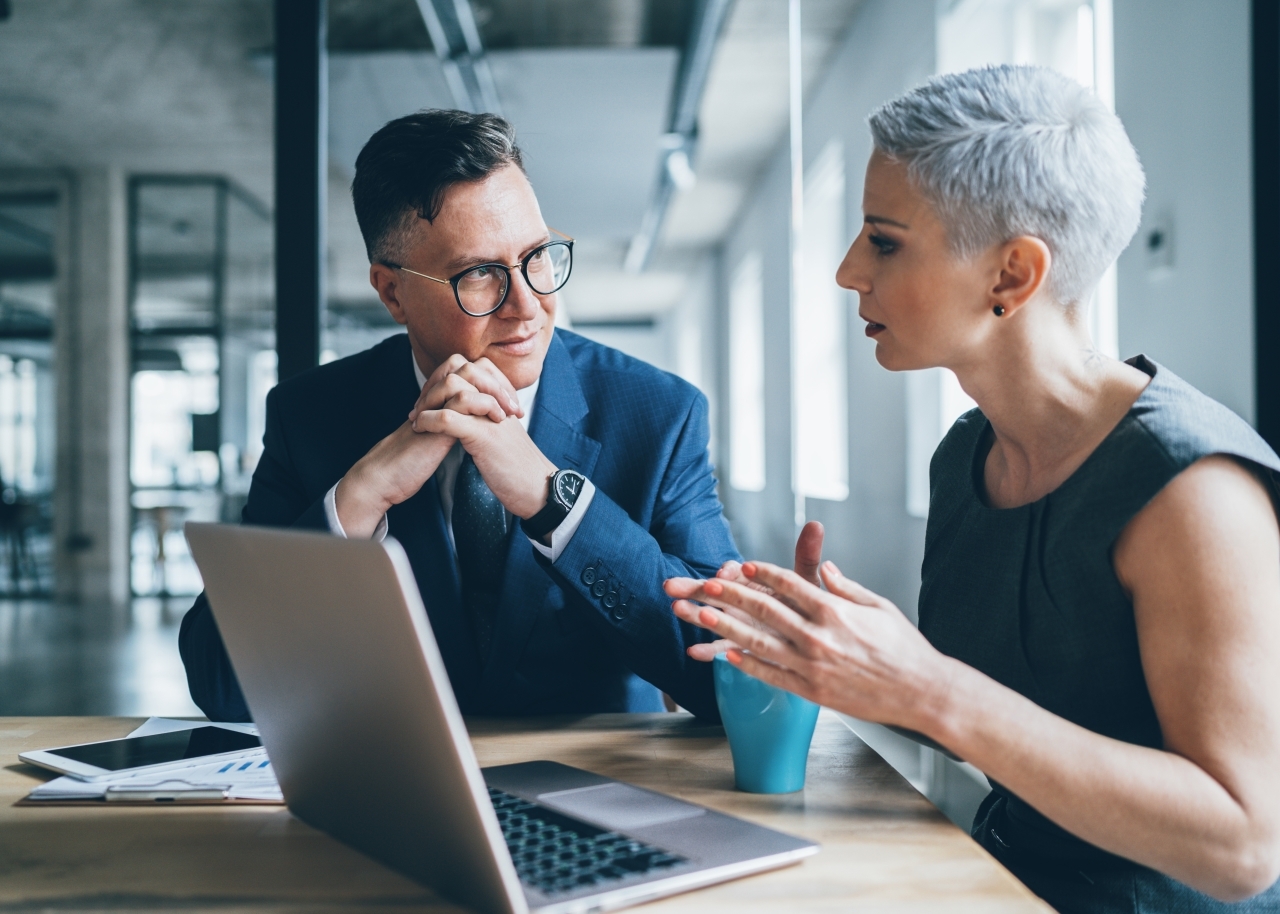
[23,717,283,803]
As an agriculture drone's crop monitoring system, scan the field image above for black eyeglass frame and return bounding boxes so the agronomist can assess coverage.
[383,229,574,317]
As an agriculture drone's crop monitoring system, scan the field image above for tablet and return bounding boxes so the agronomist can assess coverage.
[19,725,263,781]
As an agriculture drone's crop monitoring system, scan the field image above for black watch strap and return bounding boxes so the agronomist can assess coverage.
[522,469,586,540]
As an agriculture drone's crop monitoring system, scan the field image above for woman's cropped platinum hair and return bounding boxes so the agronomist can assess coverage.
[868,65,1145,306]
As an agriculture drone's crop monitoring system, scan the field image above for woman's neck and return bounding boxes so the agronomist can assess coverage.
[952,303,1150,509]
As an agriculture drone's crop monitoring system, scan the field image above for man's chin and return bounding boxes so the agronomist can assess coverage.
[489,345,549,390]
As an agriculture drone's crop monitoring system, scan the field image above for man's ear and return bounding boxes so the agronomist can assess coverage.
[991,235,1052,317]
[369,263,410,326]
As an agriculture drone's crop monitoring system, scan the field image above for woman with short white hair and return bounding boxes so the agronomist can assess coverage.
[668,65,1280,912]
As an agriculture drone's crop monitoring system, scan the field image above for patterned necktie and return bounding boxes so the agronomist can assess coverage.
[452,453,507,658]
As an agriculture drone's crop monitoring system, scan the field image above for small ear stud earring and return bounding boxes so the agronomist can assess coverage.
[993,305,1006,317]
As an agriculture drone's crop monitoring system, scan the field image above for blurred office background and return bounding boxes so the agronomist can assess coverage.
[0,0,1273,824]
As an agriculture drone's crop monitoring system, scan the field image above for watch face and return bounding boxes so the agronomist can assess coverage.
[555,471,584,507]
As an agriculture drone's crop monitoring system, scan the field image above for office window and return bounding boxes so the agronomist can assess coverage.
[0,356,39,493]
[244,349,278,476]
[728,252,765,492]
[792,140,848,502]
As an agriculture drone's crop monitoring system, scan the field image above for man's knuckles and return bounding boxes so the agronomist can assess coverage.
[415,406,498,438]
[447,390,504,419]
[412,374,469,415]
[434,372,474,402]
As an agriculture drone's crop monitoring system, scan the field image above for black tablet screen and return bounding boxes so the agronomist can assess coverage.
[48,726,261,771]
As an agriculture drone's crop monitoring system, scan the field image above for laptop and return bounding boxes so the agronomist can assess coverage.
[184,523,818,914]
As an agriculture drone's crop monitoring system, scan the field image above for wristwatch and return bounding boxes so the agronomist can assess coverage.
[522,469,587,541]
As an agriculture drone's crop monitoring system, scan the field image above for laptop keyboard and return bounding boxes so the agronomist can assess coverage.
[489,787,688,897]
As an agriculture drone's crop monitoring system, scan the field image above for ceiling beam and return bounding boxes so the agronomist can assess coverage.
[625,0,735,273]
[414,0,501,114]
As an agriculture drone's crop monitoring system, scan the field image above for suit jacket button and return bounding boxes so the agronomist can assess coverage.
[611,606,627,621]
[591,580,607,598]
[581,565,598,585]
[602,592,618,609]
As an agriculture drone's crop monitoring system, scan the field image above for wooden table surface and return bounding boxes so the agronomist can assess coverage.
[0,712,1050,913]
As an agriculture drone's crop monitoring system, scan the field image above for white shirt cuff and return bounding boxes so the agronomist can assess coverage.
[528,478,595,563]
[325,481,388,542]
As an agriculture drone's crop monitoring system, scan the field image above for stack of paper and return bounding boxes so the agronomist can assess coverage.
[25,717,283,803]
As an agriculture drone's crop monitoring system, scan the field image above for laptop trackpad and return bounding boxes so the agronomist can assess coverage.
[537,783,707,832]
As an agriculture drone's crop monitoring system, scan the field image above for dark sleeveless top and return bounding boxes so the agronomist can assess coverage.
[918,356,1280,913]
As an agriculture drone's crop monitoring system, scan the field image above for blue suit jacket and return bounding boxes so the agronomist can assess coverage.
[179,329,739,722]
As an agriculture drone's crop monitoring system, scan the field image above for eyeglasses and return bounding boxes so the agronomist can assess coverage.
[384,229,574,317]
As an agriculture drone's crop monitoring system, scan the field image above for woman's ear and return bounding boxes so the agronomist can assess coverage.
[990,235,1052,317]
[369,263,410,326]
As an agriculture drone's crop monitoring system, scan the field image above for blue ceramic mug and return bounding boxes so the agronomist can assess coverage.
[713,653,820,793]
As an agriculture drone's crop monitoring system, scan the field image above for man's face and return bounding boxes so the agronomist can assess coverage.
[371,164,557,391]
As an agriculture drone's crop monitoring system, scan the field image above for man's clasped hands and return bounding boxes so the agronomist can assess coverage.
[334,354,555,540]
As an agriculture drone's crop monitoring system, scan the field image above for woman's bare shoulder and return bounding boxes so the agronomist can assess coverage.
[1115,455,1277,595]
[1116,456,1276,572]
[1115,453,1280,751]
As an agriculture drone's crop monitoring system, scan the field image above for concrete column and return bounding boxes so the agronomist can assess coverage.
[54,167,131,603]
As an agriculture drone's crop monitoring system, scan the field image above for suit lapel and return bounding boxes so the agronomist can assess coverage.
[481,332,601,705]
[526,332,600,473]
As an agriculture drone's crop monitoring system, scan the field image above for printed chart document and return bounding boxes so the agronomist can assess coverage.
[24,718,283,803]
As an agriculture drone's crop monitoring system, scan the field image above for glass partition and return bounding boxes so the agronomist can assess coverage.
[0,193,57,595]
[129,178,273,596]
[221,187,276,499]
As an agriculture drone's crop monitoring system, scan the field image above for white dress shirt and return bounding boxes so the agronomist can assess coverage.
[323,353,595,562]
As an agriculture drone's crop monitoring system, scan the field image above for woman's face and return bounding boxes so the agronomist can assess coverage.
[837,150,997,372]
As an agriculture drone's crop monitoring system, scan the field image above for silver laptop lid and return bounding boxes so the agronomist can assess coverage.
[184,522,526,914]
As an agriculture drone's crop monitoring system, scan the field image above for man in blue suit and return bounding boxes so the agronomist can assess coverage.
[179,109,739,722]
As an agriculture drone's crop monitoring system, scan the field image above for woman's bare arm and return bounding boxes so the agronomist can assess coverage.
[665,456,1280,900]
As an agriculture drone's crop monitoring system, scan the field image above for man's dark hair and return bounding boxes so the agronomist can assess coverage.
[351,109,524,264]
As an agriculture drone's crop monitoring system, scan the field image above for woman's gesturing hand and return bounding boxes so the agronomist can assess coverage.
[665,560,957,733]
[684,522,826,662]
